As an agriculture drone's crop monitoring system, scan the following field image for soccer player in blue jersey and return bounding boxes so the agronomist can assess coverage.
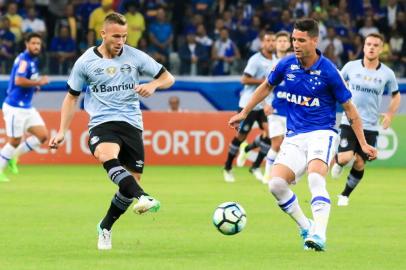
[49,13,175,250]
[331,33,401,206]
[223,32,275,182]
[229,18,377,251]
[0,33,49,182]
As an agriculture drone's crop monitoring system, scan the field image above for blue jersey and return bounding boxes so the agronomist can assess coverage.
[270,82,288,117]
[267,50,351,136]
[5,51,40,108]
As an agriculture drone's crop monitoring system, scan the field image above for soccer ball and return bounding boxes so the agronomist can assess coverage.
[212,202,247,235]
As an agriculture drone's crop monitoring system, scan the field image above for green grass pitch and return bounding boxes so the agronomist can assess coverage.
[0,165,405,270]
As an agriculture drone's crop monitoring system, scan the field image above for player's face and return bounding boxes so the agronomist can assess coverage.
[363,36,383,61]
[275,36,291,54]
[291,29,318,59]
[26,37,42,56]
[261,34,275,54]
[101,23,128,56]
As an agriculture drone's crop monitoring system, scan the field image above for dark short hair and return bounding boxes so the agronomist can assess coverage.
[294,18,319,37]
[260,31,275,41]
[104,12,127,25]
[25,32,42,42]
[275,30,290,39]
[365,32,384,42]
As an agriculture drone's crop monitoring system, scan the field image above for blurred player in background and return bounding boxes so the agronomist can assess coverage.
[223,32,275,182]
[331,33,401,206]
[228,19,377,251]
[49,13,175,250]
[0,32,49,182]
[262,31,291,184]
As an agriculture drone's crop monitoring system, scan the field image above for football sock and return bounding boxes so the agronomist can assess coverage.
[103,159,147,199]
[225,137,242,170]
[245,135,261,152]
[0,143,16,170]
[252,136,271,168]
[100,191,134,230]
[14,136,42,158]
[269,177,310,230]
[341,168,364,197]
[264,148,278,178]
[308,173,330,240]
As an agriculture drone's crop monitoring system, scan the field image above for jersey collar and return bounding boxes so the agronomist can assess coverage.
[93,46,124,58]
[296,49,323,71]
[361,59,381,70]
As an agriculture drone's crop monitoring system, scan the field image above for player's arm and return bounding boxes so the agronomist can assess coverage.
[382,91,401,129]
[49,91,79,149]
[241,73,265,85]
[15,76,49,87]
[342,100,377,160]
[135,69,175,97]
[228,81,274,129]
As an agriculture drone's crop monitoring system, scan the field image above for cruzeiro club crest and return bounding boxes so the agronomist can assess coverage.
[106,66,117,76]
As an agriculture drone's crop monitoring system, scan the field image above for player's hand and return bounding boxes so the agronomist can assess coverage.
[381,113,393,129]
[38,76,49,86]
[135,83,157,97]
[228,111,247,130]
[263,104,273,116]
[49,132,65,149]
[361,144,377,161]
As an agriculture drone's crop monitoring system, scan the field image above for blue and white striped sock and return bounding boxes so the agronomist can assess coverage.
[308,173,331,240]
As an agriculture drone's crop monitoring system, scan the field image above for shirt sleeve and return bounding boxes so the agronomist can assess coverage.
[340,62,350,81]
[329,66,352,104]
[16,58,29,78]
[67,58,86,93]
[267,60,285,86]
[385,69,399,94]
[243,57,257,77]
[136,49,163,78]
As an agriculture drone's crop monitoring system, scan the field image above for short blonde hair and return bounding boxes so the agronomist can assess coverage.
[104,12,127,26]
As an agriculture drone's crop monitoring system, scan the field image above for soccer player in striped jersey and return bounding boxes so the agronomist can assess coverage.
[331,33,401,206]
[49,13,175,250]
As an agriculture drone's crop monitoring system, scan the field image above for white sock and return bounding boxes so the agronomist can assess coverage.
[269,177,310,230]
[0,143,16,170]
[308,172,331,240]
[264,148,278,177]
[14,136,42,158]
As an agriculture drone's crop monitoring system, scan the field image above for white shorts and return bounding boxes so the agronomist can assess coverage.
[274,129,338,179]
[2,103,45,138]
[267,114,287,138]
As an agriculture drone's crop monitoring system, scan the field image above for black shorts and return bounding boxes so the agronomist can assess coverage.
[88,121,145,173]
[238,108,267,134]
[337,124,378,161]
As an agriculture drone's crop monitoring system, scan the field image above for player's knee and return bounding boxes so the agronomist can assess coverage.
[268,177,289,196]
[353,156,365,170]
[9,137,21,147]
[336,153,352,166]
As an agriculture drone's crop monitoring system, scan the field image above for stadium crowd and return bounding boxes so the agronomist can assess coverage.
[0,0,404,76]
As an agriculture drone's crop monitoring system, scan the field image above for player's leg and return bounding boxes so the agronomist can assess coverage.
[268,136,311,248]
[337,129,377,206]
[263,115,286,183]
[304,130,338,251]
[224,110,254,181]
[331,125,356,179]
[0,137,21,182]
[338,155,365,206]
[0,104,25,181]
[249,111,270,180]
